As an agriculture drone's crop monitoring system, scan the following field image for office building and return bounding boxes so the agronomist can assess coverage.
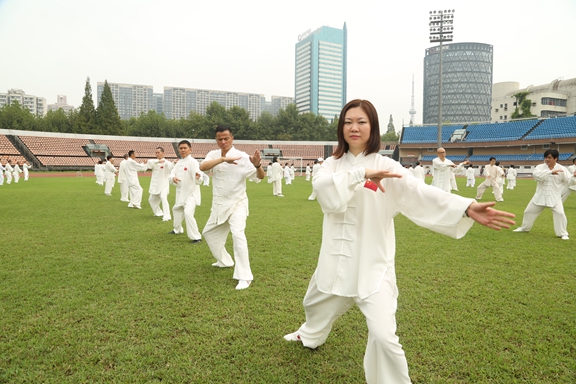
[96,82,154,120]
[423,42,493,124]
[47,95,75,113]
[294,24,347,121]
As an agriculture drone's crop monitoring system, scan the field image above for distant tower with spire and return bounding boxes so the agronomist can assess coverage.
[409,74,416,126]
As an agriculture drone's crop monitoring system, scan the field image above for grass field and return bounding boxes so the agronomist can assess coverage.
[1,173,575,383]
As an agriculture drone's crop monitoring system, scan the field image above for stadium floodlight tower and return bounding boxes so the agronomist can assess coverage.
[429,9,455,149]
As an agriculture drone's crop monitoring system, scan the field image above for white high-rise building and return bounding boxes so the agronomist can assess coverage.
[48,95,75,113]
[0,89,46,116]
[96,82,154,120]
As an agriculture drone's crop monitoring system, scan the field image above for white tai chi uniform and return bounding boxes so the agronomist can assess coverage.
[5,163,13,184]
[308,163,322,200]
[269,162,283,196]
[0,163,5,185]
[169,155,202,239]
[432,157,465,192]
[560,164,576,202]
[12,164,21,183]
[117,159,129,202]
[284,166,291,185]
[289,165,295,183]
[104,161,118,195]
[22,163,32,181]
[506,168,517,190]
[466,167,476,187]
[475,164,504,201]
[202,147,260,281]
[287,152,475,384]
[305,165,311,181]
[516,163,571,237]
[200,171,210,186]
[497,167,505,194]
[147,158,173,220]
[124,158,149,208]
[413,165,425,183]
[95,163,105,186]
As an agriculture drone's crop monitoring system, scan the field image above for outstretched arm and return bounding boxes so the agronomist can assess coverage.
[466,202,515,230]
[249,150,265,179]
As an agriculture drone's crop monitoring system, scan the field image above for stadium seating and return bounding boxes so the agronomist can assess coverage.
[92,139,178,159]
[523,115,576,140]
[401,125,464,143]
[465,120,538,142]
[421,155,467,162]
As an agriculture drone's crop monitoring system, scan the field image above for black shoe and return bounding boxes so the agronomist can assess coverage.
[191,239,202,244]
[168,230,179,235]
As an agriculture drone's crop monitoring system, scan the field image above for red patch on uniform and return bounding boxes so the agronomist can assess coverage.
[160,166,164,169]
[364,180,378,192]
[184,168,188,171]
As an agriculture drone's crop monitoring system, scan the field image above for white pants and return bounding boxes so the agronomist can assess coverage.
[306,174,311,181]
[128,184,143,207]
[273,179,282,196]
[285,176,291,185]
[519,200,568,237]
[172,194,200,240]
[104,176,115,194]
[466,178,475,187]
[202,203,253,281]
[476,180,503,201]
[294,272,411,384]
[13,172,20,183]
[308,188,316,200]
[6,171,12,184]
[0,172,4,185]
[506,179,516,190]
[119,182,129,201]
[149,185,171,220]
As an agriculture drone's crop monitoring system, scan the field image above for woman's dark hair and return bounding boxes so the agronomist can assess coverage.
[332,99,381,159]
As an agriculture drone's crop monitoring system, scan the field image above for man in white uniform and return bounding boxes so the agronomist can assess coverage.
[506,165,517,190]
[22,161,32,181]
[308,158,324,200]
[124,150,149,209]
[465,165,476,187]
[0,161,5,185]
[289,164,295,183]
[103,155,118,196]
[513,150,572,240]
[200,125,265,290]
[5,160,13,184]
[413,161,425,182]
[117,154,129,202]
[283,163,291,185]
[12,162,22,183]
[95,160,105,186]
[431,147,469,192]
[305,163,311,181]
[561,158,576,202]
[169,140,202,242]
[269,157,283,197]
[496,161,505,195]
[147,147,173,221]
[475,157,504,202]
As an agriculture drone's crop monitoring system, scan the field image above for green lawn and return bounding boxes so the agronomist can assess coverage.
[0,175,574,383]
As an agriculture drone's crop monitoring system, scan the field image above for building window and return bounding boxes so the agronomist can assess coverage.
[542,144,550,149]
[504,115,507,120]
[495,108,499,112]
[521,145,528,150]
[541,97,567,107]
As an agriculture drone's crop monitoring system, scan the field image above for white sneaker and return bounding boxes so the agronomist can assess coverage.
[134,205,142,209]
[211,261,233,268]
[235,280,252,290]
[127,204,134,208]
[561,235,569,240]
[513,228,527,233]
[283,332,301,342]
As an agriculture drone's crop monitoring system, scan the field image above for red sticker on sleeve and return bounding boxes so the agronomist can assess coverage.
[364,180,378,192]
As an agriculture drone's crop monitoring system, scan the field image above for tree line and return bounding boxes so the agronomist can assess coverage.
[0,78,344,141]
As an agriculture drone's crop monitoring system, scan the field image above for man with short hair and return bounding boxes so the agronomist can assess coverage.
[465,165,476,187]
[506,165,517,190]
[513,150,572,240]
[117,154,129,202]
[12,161,22,183]
[169,140,202,242]
[269,156,283,197]
[22,161,32,181]
[4,160,13,184]
[124,150,149,209]
[103,155,118,196]
[413,161,425,182]
[200,125,265,290]
[432,147,469,192]
[475,157,504,202]
[148,147,173,221]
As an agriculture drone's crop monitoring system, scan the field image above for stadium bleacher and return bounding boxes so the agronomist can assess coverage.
[523,115,576,140]
[401,125,464,143]
[465,120,538,142]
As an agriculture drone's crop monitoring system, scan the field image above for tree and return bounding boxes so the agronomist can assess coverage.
[96,80,123,135]
[0,100,37,131]
[511,91,536,119]
[381,131,399,141]
[75,77,97,134]
[40,109,74,133]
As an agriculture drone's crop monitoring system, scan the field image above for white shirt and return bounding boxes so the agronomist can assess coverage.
[506,168,517,180]
[483,164,504,186]
[104,161,117,179]
[566,164,576,191]
[314,152,474,299]
[466,167,475,180]
[413,165,425,181]
[13,164,22,174]
[169,155,201,207]
[124,158,149,187]
[530,163,570,207]
[432,157,464,192]
[147,158,173,194]
[118,159,127,183]
[306,166,312,175]
[270,162,282,182]
[204,146,260,225]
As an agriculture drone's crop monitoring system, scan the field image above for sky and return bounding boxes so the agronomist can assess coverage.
[1,0,575,131]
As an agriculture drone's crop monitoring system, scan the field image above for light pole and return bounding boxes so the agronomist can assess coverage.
[429,9,455,149]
